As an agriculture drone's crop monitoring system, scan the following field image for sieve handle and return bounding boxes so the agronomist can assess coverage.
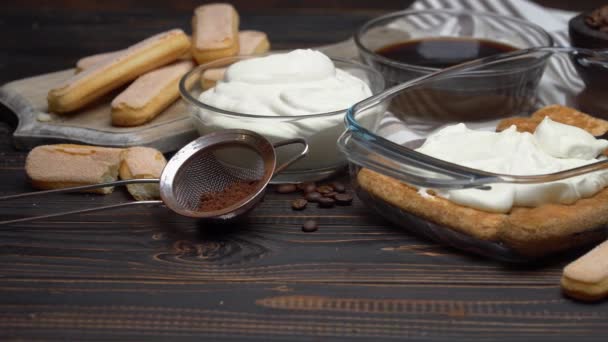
[0,200,163,226]
[0,178,160,201]
[0,178,161,226]
[272,138,309,175]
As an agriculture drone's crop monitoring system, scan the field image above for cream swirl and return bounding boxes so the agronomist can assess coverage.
[198,49,372,118]
[416,117,608,213]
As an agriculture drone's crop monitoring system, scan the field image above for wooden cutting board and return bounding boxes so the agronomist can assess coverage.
[0,40,358,153]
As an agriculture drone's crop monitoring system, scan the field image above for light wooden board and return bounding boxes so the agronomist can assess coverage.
[0,40,358,152]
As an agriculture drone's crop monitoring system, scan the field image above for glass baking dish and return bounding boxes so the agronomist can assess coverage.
[338,47,608,262]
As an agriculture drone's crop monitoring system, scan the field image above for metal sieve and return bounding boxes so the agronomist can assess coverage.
[0,129,308,225]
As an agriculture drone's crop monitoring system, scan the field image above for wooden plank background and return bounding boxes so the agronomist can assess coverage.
[1,1,607,340]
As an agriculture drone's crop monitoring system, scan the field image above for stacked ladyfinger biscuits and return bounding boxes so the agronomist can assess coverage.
[47,3,270,127]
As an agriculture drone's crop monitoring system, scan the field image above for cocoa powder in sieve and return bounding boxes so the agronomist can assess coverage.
[199,180,259,211]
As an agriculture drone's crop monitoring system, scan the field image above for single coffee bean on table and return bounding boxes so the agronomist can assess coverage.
[305,191,322,202]
[302,219,318,232]
[316,185,334,194]
[334,193,353,205]
[291,198,308,210]
[299,182,317,194]
[276,184,298,194]
[331,182,346,193]
[318,197,335,208]
[323,191,338,199]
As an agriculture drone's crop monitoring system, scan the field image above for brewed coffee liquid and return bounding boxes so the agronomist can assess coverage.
[376,38,518,68]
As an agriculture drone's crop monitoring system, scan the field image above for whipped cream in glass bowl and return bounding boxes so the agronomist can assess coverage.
[180,49,385,183]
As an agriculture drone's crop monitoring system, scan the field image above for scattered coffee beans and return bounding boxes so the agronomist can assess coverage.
[334,193,353,205]
[331,182,346,193]
[300,182,317,194]
[305,191,322,203]
[323,191,338,199]
[291,198,308,210]
[316,185,333,195]
[276,184,298,194]
[302,219,318,232]
[318,197,335,208]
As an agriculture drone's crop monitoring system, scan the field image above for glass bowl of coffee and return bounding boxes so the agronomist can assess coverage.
[355,9,554,86]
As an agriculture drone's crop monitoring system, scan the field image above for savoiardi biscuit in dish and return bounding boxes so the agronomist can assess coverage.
[496,104,608,136]
[191,3,239,64]
[561,240,608,302]
[357,106,608,258]
[111,60,194,126]
[48,29,191,113]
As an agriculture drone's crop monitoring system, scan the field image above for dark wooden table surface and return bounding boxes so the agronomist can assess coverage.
[1,1,607,340]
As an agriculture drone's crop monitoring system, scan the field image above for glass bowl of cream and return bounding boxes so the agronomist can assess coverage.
[338,47,608,262]
[179,49,385,183]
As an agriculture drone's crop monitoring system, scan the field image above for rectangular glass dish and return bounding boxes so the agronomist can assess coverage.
[338,47,608,262]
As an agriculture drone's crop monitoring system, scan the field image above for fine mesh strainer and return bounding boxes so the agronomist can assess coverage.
[0,129,308,225]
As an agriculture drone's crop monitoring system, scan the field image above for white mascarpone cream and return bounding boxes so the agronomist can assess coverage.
[416,117,608,213]
[194,49,374,172]
[199,49,371,119]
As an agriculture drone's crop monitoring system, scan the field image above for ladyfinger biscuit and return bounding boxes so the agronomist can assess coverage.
[25,144,123,194]
[201,67,227,90]
[119,147,167,200]
[191,3,239,64]
[497,105,608,136]
[76,37,194,73]
[238,30,270,55]
[111,60,194,126]
[48,29,191,113]
[199,31,269,90]
[561,240,608,301]
[76,50,125,72]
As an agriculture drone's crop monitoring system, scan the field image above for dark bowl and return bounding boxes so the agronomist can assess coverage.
[568,10,608,117]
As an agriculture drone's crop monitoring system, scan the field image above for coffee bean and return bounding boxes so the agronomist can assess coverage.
[291,198,308,210]
[299,182,317,194]
[323,191,338,198]
[302,220,318,232]
[316,185,333,194]
[318,197,335,208]
[331,182,346,193]
[334,193,353,205]
[305,191,322,202]
[276,184,297,194]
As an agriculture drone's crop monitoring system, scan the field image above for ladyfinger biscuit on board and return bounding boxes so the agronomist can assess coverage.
[48,29,191,113]
[238,30,270,55]
[561,240,608,301]
[201,67,227,90]
[76,50,125,72]
[191,3,239,64]
[111,60,194,126]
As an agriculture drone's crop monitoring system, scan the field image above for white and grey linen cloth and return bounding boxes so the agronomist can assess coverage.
[377,0,583,143]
